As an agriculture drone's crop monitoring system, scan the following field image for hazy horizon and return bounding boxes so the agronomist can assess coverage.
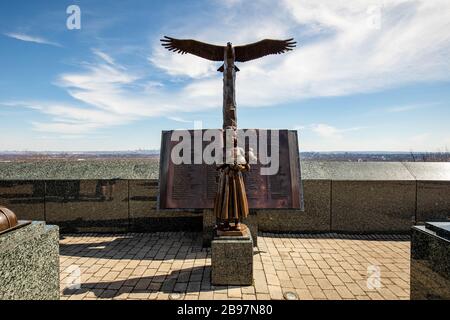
[0,150,448,154]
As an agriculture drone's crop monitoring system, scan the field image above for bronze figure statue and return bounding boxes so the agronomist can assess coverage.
[0,206,32,235]
[0,206,18,233]
[161,36,296,233]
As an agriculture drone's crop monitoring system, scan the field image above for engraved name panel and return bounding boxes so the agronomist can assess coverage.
[159,129,303,209]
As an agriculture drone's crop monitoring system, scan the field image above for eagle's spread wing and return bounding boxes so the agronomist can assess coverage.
[234,39,296,62]
[160,36,225,61]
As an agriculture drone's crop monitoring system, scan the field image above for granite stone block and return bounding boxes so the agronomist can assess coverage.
[129,179,158,218]
[0,159,159,180]
[332,181,416,233]
[416,181,450,223]
[402,162,450,181]
[323,162,415,181]
[0,221,60,300]
[129,179,203,232]
[411,223,450,300]
[211,232,253,286]
[0,181,45,221]
[257,179,331,232]
[403,162,450,223]
[45,180,129,232]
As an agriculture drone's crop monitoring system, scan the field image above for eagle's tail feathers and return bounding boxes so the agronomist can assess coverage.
[217,64,240,72]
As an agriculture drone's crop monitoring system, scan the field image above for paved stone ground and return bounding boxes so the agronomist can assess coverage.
[59,232,410,300]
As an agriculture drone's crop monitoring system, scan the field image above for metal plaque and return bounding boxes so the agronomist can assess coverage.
[159,129,303,210]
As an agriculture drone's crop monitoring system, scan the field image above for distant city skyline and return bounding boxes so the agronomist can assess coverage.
[1,0,450,152]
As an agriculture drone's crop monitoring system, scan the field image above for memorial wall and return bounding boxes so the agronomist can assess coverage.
[0,160,449,233]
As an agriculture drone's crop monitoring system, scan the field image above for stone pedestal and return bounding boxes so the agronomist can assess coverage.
[0,221,60,300]
[411,222,450,300]
[211,227,253,286]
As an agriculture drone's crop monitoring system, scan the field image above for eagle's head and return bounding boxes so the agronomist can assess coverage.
[225,42,235,61]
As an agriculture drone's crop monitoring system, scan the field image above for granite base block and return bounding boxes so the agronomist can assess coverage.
[0,181,45,221]
[416,181,450,223]
[45,179,129,225]
[0,221,60,300]
[332,180,415,233]
[411,223,450,300]
[258,180,331,233]
[211,232,253,286]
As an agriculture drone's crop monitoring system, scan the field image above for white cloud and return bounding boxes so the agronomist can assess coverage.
[167,116,192,123]
[12,55,220,135]
[298,128,449,152]
[92,49,117,66]
[150,0,450,108]
[150,46,218,79]
[409,132,432,146]
[6,101,134,135]
[311,123,341,138]
[4,32,61,47]
[386,103,436,113]
[309,123,365,139]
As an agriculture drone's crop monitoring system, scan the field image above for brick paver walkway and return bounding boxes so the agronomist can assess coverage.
[59,232,410,300]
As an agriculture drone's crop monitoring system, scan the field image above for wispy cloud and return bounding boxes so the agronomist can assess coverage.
[295,124,445,152]
[309,123,366,139]
[4,101,134,135]
[4,32,61,47]
[167,116,192,123]
[149,46,218,79]
[9,52,218,135]
[386,103,437,113]
[92,49,117,66]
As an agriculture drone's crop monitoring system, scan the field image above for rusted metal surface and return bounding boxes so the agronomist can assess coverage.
[159,129,303,210]
[0,220,32,236]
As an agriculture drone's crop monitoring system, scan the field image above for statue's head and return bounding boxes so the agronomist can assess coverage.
[227,42,232,47]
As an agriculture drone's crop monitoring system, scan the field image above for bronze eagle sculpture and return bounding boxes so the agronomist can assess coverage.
[160,36,296,233]
[160,36,296,68]
[160,36,296,130]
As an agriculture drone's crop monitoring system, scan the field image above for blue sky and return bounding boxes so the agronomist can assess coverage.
[0,0,449,152]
